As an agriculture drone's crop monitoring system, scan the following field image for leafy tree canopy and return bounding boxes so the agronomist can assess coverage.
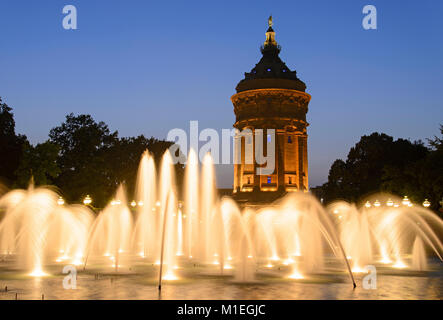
[317,129,442,214]
[15,141,60,188]
[48,113,179,207]
[0,97,28,185]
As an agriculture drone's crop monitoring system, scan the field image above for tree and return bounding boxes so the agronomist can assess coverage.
[104,135,182,200]
[0,97,28,186]
[319,132,429,204]
[49,113,119,207]
[428,124,443,152]
[49,113,183,207]
[321,159,350,201]
[15,141,61,188]
[382,125,443,212]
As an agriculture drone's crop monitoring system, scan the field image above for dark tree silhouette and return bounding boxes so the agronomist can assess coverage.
[49,113,118,207]
[15,141,60,187]
[0,98,28,186]
[316,129,442,215]
[49,113,182,207]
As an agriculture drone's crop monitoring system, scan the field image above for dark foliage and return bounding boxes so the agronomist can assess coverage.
[48,113,181,207]
[0,98,28,186]
[317,129,443,214]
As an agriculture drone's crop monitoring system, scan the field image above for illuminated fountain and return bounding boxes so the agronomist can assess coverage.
[330,196,443,272]
[133,151,157,259]
[85,185,133,271]
[0,187,93,276]
[0,149,442,290]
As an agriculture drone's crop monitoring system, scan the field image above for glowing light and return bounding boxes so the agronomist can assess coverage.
[379,257,392,264]
[394,203,399,208]
[265,263,273,268]
[393,261,407,269]
[288,271,304,279]
[402,196,410,206]
[374,200,381,207]
[163,271,178,281]
[156,201,161,207]
[213,260,220,265]
[139,252,145,258]
[351,266,365,273]
[138,201,144,206]
[224,265,233,269]
[83,195,92,205]
[270,255,280,261]
[104,253,111,257]
[333,209,339,214]
[365,201,371,208]
[247,255,253,259]
[29,268,47,277]
[155,260,161,265]
[386,199,394,207]
[57,196,65,206]
[408,203,413,207]
[227,256,233,261]
[130,200,137,207]
[283,258,295,265]
[423,199,431,208]
[72,259,82,266]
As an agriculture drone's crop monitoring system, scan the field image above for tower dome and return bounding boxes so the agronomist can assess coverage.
[235,16,307,93]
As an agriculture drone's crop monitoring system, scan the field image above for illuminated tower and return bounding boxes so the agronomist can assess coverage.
[231,17,311,202]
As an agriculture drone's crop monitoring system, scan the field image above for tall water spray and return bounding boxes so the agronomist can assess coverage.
[158,151,179,280]
[86,185,133,271]
[133,151,157,259]
[184,148,199,259]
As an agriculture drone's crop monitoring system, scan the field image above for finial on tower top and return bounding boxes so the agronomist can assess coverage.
[264,15,277,47]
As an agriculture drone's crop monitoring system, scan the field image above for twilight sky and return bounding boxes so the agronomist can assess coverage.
[0,0,442,188]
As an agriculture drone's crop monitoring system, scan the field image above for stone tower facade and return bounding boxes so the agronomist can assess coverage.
[231,18,311,203]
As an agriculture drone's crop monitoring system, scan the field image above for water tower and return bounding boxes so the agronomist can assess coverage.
[231,17,311,204]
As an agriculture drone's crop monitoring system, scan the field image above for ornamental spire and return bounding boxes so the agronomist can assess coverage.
[264,15,277,47]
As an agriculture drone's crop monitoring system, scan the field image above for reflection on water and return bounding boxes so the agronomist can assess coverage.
[0,260,442,300]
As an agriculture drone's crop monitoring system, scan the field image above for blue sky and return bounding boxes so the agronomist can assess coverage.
[0,0,442,188]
